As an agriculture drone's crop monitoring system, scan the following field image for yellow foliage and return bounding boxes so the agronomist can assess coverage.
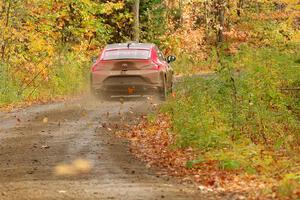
[291,30,300,41]
[102,1,125,15]
[28,37,53,55]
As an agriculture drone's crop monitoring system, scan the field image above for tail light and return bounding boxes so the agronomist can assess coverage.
[92,62,104,72]
[92,50,104,72]
[91,65,97,72]
[153,65,160,70]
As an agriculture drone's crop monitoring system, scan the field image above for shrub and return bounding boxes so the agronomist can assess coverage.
[0,63,20,105]
[162,44,300,172]
[0,50,90,106]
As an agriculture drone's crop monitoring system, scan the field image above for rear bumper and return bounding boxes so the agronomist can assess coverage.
[92,84,161,95]
[91,70,164,95]
[92,70,163,84]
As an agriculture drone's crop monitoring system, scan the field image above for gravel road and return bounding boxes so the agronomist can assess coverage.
[0,96,215,200]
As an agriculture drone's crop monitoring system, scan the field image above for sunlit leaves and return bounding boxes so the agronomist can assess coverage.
[101,1,125,15]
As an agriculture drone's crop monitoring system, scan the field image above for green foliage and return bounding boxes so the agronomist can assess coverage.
[165,44,300,148]
[162,44,300,174]
[168,7,182,29]
[186,157,205,169]
[219,159,241,171]
[277,172,300,198]
[171,54,206,75]
[0,63,20,105]
[147,113,158,123]
[46,50,89,97]
[0,0,171,106]
[0,51,89,105]
[96,1,133,42]
[140,0,167,44]
[51,0,112,44]
[162,75,232,149]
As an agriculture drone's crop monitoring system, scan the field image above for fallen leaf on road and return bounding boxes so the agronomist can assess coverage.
[116,114,276,198]
[81,111,87,117]
[54,159,93,176]
[198,185,213,193]
[42,117,48,123]
[55,164,77,176]
[73,159,93,173]
[130,137,138,141]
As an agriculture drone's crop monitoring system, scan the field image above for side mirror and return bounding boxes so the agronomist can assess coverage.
[166,55,176,63]
[91,56,98,63]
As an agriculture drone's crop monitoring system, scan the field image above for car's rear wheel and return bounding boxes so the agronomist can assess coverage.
[90,86,98,98]
[159,78,168,101]
[169,82,173,94]
[90,87,109,101]
[98,91,111,101]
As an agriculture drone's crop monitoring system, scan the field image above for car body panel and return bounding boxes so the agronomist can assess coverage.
[90,43,174,97]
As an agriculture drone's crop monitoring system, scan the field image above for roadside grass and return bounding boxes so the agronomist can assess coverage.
[172,53,216,75]
[160,45,300,197]
[0,50,90,107]
[0,63,21,105]
[46,51,90,97]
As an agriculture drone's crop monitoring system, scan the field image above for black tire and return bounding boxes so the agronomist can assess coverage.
[90,87,109,101]
[169,82,173,94]
[159,78,168,101]
[90,86,98,98]
[98,91,110,101]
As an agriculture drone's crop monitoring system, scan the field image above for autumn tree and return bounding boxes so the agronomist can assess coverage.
[133,0,140,42]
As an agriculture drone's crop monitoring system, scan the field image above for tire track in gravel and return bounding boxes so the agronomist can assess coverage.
[0,97,218,200]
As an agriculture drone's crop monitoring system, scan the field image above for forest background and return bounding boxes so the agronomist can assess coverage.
[0,0,300,198]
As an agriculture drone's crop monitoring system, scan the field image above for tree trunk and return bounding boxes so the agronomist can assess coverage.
[133,0,140,42]
[216,0,225,44]
[204,0,209,38]
[1,1,11,61]
[179,0,183,26]
[237,0,244,17]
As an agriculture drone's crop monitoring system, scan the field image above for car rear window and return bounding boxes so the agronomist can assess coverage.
[102,49,150,60]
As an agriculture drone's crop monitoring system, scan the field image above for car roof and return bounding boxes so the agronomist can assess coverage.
[105,43,155,50]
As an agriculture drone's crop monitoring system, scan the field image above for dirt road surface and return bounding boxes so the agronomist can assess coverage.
[0,97,218,200]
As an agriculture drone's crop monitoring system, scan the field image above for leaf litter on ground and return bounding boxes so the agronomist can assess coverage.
[113,114,299,199]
